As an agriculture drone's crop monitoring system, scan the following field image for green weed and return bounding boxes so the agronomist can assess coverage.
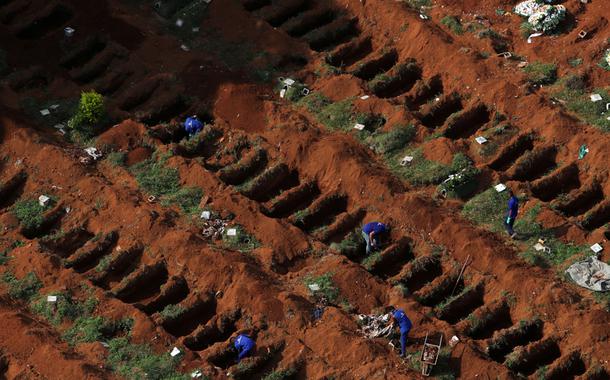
[106,151,126,167]
[523,62,557,86]
[262,367,298,380]
[63,316,133,345]
[0,240,24,264]
[31,292,98,326]
[1,271,42,301]
[222,225,260,253]
[159,304,185,320]
[68,90,106,134]
[12,199,50,231]
[367,125,416,155]
[440,16,463,35]
[303,272,340,304]
[388,148,453,186]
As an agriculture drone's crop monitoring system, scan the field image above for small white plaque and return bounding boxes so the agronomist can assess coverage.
[308,283,320,291]
[353,123,365,131]
[201,211,211,220]
[40,109,50,116]
[400,156,414,166]
[360,95,370,100]
[494,184,506,192]
[283,78,295,86]
[590,94,603,102]
[227,228,237,236]
[591,243,603,254]
[47,295,57,302]
[170,347,181,357]
[475,136,488,144]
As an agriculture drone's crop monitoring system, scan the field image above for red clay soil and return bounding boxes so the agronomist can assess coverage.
[1,0,610,379]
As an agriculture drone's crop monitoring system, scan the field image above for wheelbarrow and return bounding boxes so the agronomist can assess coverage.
[420,332,443,376]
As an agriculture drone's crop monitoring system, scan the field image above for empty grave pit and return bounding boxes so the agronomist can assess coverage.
[136,92,188,126]
[14,3,73,39]
[351,49,398,81]
[486,318,543,362]
[304,17,358,52]
[545,350,586,380]
[254,0,310,27]
[465,301,513,340]
[316,207,365,243]
[136,275,189,315]
[369,60,422,98]
[160,294,217,337]
[93,66,132,95]
[21,203,66,239]
[442,103,490,139]
[0,170,27,208]
[239,163,299,202]
[60,36,107,69]
[392,253,442,293]
[505,338,561,376]
[263,181,320,218]
[39,227,94,258]
[580,199,610,231]
[367,237,414,278]
[325,35,372,68]
[112,261,169,304]
[117,78,163,111]
[553,182,603,217]
[404,74,443,109]
[507,145,557,181]
[530,163,580,202]
[183,310,241,351]
[488,133,535,171]
[292,193,348,232]
[64,231,118,272]
[69,45,125,83]
[415,272,463,307]
[419,93,463,129]
[218,148,268,185]
[89,244,143,288]
[241,0,271,12]
[282,7,336,38]
[435,283,485,324]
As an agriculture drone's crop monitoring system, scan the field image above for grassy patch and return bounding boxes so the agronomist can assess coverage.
[599,49,610,71]
[63,316,133,345]
[159,304,185,320]
[31,292,98,326]
[130,152,204,215]
[95,255,112,273]
[0,240,24,265]
[523,62,557,86]
[329,229,363,259]
[106,337,188,380]
[367,125,416,156]
[262,367,298,380]
[388,148,453,186]
[303,272,340,304]
[1,271,42,301]
[462,188,511,232]
[106,151,126,167]
[440,16,463,35]
[554,81,610,132]
[568,57,583,67]
[437,154,480,199]
[221,225,260,253]
[400,0,431,9]
[12,198,51,231]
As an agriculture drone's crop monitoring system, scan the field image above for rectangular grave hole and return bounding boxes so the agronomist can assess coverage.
[468,302,513,340]
[509,339,561,376]
[16,4,73,39]
[546,351,586,380]
[352,49,398,81]
[488,134,534,171]
[263,181,320,218]
[487,319,543,362]
[283,7,336,37]
[114,262,169,304]
[326,36,372,68]
[399,254,443,293]
[508,146,557,181]
[531,163,580,202]
[405,75,443,109]
[443,104,490,139]
[138,276,189,315]
[554,183,603,217]
[162,296,217,337]
[420,94,463,128]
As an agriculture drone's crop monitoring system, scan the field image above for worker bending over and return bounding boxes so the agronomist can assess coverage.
[388,306,412,358]
[362,221,388,255]
[233,334,255,363]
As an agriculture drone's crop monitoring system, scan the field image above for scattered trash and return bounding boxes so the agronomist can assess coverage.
[192,27,200,33]
[421,333,443,376]
[534,239,551,254]
[494,183,507,192]
[191,369,203,378]
[357,313,392,339]
[64,27,75,38]
[591,243,603,254]
[302,88,310,96]
[419,14,429,20]
[578,144,589,159]
[449,335,459,347]
[353,123,365,131]
[175,18,184,27]
[147,195,156,203]
[40,109,50,116]
[49,104,60,111]
[200,210,211,220]
[100,342,110,348]
[308,283,320,292]
[279,87,287,99]
[400,155,414,166]
[226,228,237,236]
[201,217,228,240]
[577,30,587,39]
[566,256,610,291]
[281,77,296,86]
[47,295,57,302]
[527,32,543,43]
[65,207,71,214]
[360,95,370,100]
[497,52,512,59]
[170,347,181,357]
[475,136,488,144]
[517,61,528,68]
[590,94,603,102]
[515,1,566,33]
[38,195,51,207]
[84,147,103,160]
[180,44,190,52]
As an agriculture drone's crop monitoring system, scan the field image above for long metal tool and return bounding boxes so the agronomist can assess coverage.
[450,254,471,297]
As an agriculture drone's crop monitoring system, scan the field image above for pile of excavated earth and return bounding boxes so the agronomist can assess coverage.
[0,0,609,379]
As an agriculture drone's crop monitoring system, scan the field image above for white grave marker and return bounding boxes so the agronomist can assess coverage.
[170,347,181,357]
[591,243,603,254]
[475,136,488,144]
[47,295,57,302]
[494,184,507,192]
[308,283,320,291]
[360,95,370,100]
[400,156,414,166]
[353,123,365,131]
[227,228,237,236]
[40,109,51,116]
[39,195,51,207]
[201,211,211,220]
[590,94,603,102]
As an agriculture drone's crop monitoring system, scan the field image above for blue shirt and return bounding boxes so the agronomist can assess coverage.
[184,117,204,135]
[234,334,255,352]
[393,309,412,333]
[508,196,519,217]
[363,222,386,235]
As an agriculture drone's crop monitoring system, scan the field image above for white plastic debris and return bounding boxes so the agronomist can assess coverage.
[591,243,603,254]
[84,147,102,160]
[400,155,414,166]
[226,228,237,236]
[170,347,181,357]
[47,295,57,302]
[192,27,200,32]
[497,52,512,59]
[180,44,190,52]
[279,88,287,99]
[590,94,603,102]
[449,336,459,347]
[200,210,211,220]
[475,136,488,144]
[353,123,365,131]
[527,32,544,43]
[308,283,320,292]
[147,195,156,203]
[516,1,566,33]
[302,88,310,96]
[494,184,507,192]
[38,195,51,207]
[283,78,296,86]
[49,104,60,110]
[40,109,51,116]
[175,18,184,27]
[64,27,75,38]
[191,370,203,379]
[360,95,370,100]
[419,14,428,20]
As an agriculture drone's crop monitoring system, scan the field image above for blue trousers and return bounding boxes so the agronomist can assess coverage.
[504,215,515,235]
[400,329,410,356]
[237,346,253,362]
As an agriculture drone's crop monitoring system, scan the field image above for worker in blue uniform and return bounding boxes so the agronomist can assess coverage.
[234,334,255,362]
[184,115,204,137]
[388,306,412,357]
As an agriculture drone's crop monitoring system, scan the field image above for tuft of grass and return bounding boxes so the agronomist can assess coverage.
[160,187,203,216]
[262,367,298,380]
[106,151,126,167]
[106,336,188,380]
[222,225,260,253]
[554,82,610,132]
[523,62,557,86]
[388,148,453,186]
[95,255,112,273]
[12,199,51,231]
[400,0,431,9]
[1,271,42,301]
[568,57,583,67]
[159,304,185,320]
[0,240,24,265]
[330,229,363,259]
[63,316,133,346]
[461,188,511,232]
[367,125,416,155]
[303,272,340,304]
[31,292,98,326]
[440,16,463,35]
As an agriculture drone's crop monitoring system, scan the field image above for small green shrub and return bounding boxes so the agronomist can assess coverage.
[369,124,416,155]
[31,292,98,326]
[63,316,132,345]
[222,225,260,253]
[12,199,50,231]
[160,187,203,215]
[106,337,188,380]
[0,240,24,264]
[262,367,298,380]
[440,16,463,35]
[523,62,557,86]
[68,90,105,131]
[2,271,42,301]
[303,272,340,304]
[106,151,126,167]
[159,304,185,320]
